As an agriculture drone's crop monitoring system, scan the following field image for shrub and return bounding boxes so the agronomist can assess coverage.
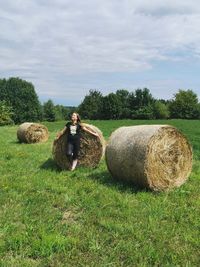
[153,101,170,119]
[0,101,14,126]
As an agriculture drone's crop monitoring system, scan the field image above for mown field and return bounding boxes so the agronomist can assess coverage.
[0,120,199,267]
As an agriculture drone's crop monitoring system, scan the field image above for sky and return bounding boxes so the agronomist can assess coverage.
[1,0,200,106]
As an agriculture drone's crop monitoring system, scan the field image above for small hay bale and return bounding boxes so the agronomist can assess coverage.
[17,122,49,143]
[52,123,105,170]
[105,125,193,191]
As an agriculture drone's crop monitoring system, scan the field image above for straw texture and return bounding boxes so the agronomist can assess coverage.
[105,125,192,191]
[17,122,49,143]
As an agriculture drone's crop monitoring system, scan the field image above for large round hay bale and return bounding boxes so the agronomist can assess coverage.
[52,123,105,170]
[17,122,49,143]
[105,125,193,191]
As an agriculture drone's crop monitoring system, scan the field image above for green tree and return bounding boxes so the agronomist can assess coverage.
[0,77,42,123]
[101,93,122,119]
[169,90,200,119]
[0,101,14,126]
[43,99,56,122]
[132,88,154,109]
[116,89,131,118]
[54,105,76,121]
[153,101,170,119]
[78,90,103,119]
[128,88,155,119]
[131,105,154,119]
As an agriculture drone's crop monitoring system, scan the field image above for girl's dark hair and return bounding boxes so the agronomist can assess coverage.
[76,113,81,123]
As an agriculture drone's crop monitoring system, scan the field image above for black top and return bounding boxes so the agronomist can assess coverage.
[65,122,82,141]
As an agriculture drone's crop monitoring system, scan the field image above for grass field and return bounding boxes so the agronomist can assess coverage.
[0,120,199,267]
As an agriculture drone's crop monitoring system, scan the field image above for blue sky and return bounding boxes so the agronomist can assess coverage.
[1,0,200,106]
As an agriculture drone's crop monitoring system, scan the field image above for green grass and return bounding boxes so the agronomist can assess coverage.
[0,120,199,267]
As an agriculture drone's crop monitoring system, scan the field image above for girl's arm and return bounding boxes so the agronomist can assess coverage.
[56,126,67,139]
[82,126,99,137]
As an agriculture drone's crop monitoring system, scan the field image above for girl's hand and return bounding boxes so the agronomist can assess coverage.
[55,134,60,140]
[90,131,100,138]
[56,127,66,139]
[93,132,99,138]
[82,126,99,138]
[56,132,62,139]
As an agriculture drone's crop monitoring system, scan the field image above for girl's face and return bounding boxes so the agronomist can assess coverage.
[71,113,78,121]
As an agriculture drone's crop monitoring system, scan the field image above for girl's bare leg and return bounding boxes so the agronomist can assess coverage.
[71,159,78,171]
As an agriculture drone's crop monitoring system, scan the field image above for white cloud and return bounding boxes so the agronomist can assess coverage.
[1,0,200,104]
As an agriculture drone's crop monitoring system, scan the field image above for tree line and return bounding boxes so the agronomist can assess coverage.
[0,77,200,125]
[78,89,200,120]
[0,78,75,125]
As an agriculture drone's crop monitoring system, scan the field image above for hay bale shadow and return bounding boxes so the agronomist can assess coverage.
[88,171,149,194]
[10,140,21,144]
[40,158,61,172]
[10,140,35,145]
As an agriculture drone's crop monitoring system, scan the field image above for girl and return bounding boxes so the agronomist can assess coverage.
[57,112,99,171]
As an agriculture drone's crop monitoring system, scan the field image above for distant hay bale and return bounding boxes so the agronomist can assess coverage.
[105,125,193,191]
[17,122,49,143]
[52,123,105,170]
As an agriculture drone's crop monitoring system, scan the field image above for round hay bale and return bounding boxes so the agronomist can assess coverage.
[17,122,49,143]
[52,123,105,170]
[105,125,193,191]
